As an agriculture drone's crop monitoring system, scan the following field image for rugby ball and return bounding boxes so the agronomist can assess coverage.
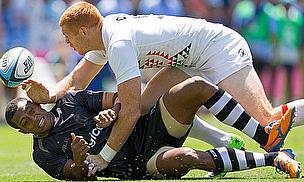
[0,47,35,87]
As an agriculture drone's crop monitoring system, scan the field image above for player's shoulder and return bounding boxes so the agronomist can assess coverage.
[103,13,132,23]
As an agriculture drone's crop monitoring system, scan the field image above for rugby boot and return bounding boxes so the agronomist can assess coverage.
[261,106,295,152]
[274,149,302,178]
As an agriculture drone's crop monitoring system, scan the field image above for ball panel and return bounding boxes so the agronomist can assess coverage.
[0,49,18,80]
[7,80,22,87]
[14,48,34,80]
[0,55,17,81]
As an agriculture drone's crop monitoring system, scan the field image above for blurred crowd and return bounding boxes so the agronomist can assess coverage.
[1,0,304,121]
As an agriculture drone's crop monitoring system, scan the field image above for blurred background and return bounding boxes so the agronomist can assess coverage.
[0,0,304,122]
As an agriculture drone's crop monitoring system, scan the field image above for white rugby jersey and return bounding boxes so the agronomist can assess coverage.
[84,14,224,84]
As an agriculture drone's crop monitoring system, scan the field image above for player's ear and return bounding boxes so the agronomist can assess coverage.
[79,26,87,36]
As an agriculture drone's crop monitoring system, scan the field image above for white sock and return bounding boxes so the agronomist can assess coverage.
[188,115,231,147]
[287,99,304,127]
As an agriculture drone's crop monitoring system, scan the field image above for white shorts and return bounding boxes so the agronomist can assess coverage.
[182,26,253,84]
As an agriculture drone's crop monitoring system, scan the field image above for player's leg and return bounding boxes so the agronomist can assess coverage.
[147,146,301,179]
[217,65,274,126]
[163,76,295,152]
[141,67,190,114]
[223,66,304,128]
[142,67,243,148]
[286,100,304,127]
[190,116,245,148]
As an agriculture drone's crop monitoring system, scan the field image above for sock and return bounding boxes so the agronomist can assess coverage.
[287,99,304,127]
[189,115,231,147]
[207,147,277,173]
[204,89,268,146]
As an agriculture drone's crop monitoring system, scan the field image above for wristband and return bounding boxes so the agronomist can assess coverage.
[99,144,117,162]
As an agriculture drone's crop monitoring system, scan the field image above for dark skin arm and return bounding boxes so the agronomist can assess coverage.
[63,92,122,179]
[95,93,121,128]
[62,133,97,181]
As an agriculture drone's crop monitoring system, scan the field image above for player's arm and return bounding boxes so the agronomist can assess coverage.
[88,77,141,176]
[22,58,103,104]
[54,59,103,100]
[107,76,141,147]
[88,41,141,175]
[102,40,141,158]
[63,160,96,180]
[62,133,97,180]
[95,92,121,128]
[33,137,95,181]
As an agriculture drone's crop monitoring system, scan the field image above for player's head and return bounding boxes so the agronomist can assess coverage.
[5,97,55,137]
[59,1,103,55]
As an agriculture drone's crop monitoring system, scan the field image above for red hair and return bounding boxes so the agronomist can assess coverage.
[59,1,102,34]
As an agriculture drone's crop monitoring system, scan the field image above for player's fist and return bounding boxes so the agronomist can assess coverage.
[21,79,51,104]
[71,133,90,167]
[86,154,109,177]
[94,109,117,128]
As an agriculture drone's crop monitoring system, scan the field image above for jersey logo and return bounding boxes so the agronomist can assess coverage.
[89,128,103,148]
[116,16,126,21]
[140,44,191,69]
[238,48,248,58]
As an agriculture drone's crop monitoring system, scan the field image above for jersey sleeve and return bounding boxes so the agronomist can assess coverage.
[84,50,108,65]
[66,90,103,113]
[108,40,141,84]
[32,139,68,180]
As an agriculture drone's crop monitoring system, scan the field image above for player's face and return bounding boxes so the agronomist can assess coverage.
[11,100,55,136]
[61,24,88,55]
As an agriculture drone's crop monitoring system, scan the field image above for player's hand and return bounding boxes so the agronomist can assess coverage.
[21,79,51,104]
[71,133,90,167]
[94,109,117,128]
[86,154,109,177]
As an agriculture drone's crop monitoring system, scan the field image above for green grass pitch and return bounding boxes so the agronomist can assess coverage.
[0,115,303,181]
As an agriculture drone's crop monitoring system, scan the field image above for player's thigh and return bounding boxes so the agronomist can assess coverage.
[218,65,274,125]
[141,67,190,114]
[163,76,217,125]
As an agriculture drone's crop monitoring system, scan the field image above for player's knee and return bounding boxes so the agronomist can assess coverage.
[185,76,217,98]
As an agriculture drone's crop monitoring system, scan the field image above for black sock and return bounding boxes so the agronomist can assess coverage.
[207,147,274,173]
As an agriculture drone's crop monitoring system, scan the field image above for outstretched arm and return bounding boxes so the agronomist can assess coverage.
[22,59,103,104]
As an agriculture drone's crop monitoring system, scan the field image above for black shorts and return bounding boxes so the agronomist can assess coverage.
[127,98,191,179]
